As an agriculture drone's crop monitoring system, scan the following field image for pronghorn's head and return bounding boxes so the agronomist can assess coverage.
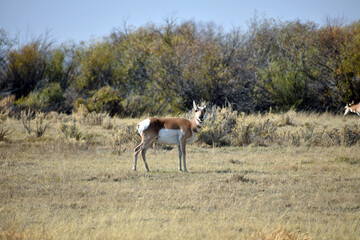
[344,104,350,115]
[193,101,207,123]
[344,101,355,115]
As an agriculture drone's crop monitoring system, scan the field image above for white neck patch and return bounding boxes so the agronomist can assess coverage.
[195,116,203,127]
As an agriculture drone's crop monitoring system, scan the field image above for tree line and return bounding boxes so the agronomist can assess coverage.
[1,16,360,116]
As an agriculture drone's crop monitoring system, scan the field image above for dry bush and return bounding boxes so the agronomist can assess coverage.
[249,119,278,146]
[0,113,13,141]
[198,106,278,147]
[340,124,360,146]
[33,112,49,138]
[83,112,109,126]
[197,105,238,146]
[270,109,296,127]
[20,109,33,135]
[75,103,89,117]
[299,123,315,142]
[198,106,360,148]
[0,122,12,141]
[20,110,49,138]
[101,114,114,129]
[281,123,321,147]
[74,109,113,129]
[279,123,360,147]
[0,95,15,114]
[59,119,90,141]
[231,117,278,147]
[112,123,139,153]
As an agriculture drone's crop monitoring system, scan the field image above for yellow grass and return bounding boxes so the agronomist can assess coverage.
[1,112,360,239]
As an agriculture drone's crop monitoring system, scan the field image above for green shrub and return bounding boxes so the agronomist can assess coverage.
[16,83,65,112]
[87,86,123,116]
[259,62,306,111]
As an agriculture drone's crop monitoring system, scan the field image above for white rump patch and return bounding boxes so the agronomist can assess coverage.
[137,118,150,135]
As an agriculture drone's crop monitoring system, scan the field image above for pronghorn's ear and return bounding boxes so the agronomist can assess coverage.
[351,100,354,105]
[193,101,198,111]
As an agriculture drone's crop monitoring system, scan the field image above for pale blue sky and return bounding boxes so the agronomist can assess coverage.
[1,0,359,43]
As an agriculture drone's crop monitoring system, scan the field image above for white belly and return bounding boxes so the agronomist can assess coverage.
[157,129,181,145]
[157,129,196,145]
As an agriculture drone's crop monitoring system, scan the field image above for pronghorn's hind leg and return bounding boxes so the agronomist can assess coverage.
[133,142,143,171]
[133,133,157,171]
[141,147,150,172]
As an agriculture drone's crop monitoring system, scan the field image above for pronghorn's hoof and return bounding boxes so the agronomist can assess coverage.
[133,167,137,171]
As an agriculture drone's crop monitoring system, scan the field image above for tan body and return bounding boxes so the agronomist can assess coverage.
[133,101,207,172]
[344,102,360,117]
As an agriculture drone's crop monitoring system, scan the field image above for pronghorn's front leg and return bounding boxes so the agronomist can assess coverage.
[179,135,188,172]
[177,145,182,171]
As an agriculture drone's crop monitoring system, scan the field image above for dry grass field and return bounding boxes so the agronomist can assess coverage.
[0,110,360,239]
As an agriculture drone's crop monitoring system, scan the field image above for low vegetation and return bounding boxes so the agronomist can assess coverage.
[0,107,360,239]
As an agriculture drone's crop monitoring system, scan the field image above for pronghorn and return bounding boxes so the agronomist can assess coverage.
[133,101,207,172]
[344,101,360,117]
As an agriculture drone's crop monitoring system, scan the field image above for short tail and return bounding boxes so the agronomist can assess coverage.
[137,118,150,135]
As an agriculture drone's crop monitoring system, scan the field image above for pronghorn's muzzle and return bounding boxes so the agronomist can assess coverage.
[198,112,207,122]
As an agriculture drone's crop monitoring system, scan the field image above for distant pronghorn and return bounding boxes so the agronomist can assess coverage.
[344,101,360,117]
[133,101,207,172]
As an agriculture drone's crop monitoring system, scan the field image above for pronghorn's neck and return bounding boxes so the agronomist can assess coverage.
[191,115,203,133]
[191,103,207,133]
